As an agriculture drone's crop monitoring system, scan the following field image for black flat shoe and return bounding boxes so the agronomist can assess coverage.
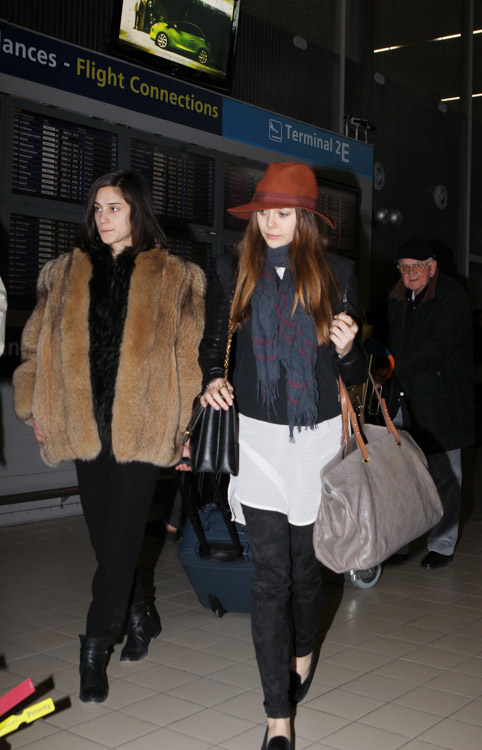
[289,652,316,704]
[261,727,292,750]
[420,551,453,569]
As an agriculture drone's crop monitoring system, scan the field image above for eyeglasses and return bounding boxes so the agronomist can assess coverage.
[398,262,431,274]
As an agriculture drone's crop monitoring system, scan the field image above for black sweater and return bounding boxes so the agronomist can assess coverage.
[198,252,367,425]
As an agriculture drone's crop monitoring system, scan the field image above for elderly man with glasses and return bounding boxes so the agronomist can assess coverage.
[376,239,474,569]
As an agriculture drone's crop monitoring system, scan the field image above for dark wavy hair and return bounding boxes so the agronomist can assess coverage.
[78,170,167,254]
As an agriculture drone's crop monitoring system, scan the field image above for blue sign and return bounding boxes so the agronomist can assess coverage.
[223,99,373,179]
[0,20,373,178]
[0,20,223,134]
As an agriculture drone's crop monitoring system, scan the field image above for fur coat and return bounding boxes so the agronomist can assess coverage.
[13,247,206,467]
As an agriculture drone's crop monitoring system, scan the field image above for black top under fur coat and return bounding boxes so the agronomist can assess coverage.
[86,245,136,452]
[199,253,367,426]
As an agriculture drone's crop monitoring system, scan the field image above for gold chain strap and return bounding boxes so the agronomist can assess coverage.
[223,310,233,381]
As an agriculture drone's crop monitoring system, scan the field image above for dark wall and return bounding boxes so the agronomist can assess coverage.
[231,14,336,131]
[0,0,113,50]
[346,62,462,298]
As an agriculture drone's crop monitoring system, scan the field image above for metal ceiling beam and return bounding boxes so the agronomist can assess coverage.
[459,0,473,277]
[332,0,347,134]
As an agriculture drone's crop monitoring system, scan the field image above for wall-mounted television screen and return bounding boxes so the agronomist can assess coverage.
[109,0,241,92]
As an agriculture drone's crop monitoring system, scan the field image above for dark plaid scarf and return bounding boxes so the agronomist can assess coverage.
[251,245,319,439]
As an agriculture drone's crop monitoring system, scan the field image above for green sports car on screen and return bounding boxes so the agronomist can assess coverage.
[149,21,210,65]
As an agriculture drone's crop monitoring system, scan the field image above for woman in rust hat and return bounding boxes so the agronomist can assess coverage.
[198,161,366,750]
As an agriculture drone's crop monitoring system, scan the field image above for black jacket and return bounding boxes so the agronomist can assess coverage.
[198,252,367,425]
[384,270,474,454]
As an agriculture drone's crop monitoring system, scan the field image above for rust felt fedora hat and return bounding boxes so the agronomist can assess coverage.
[227,161,336,229]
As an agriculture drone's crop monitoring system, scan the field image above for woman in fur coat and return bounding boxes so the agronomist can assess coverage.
[13,170,205,703]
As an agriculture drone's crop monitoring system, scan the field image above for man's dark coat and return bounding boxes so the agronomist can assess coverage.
[385,270,474,454]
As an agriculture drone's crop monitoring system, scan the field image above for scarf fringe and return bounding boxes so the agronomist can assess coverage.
[289,409,319,440]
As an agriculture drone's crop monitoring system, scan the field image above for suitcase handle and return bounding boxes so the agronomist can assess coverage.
[206,473,243,557]
[175,472,244,559]
[174,473,211,556]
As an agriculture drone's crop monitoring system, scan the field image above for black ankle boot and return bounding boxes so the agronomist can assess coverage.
[79,635,113,703]
[120,601,161,662]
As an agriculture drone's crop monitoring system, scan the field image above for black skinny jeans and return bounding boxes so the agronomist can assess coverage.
[76,454,160,640]
[242,505,323,718]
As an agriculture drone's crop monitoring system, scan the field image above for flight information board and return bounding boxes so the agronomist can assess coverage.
[8,214,79,299]
[12,108,118,203]
[320,185,359,259]
[5,107,361,316]
[168,235,212,274]
[131,139,215,227]
[224,161,265,231]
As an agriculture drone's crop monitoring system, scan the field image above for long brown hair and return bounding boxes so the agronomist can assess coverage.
[230,208,340,346]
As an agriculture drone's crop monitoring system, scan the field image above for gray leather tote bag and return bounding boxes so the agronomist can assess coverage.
[313,375,443,574]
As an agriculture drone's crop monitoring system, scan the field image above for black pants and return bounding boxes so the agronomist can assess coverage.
[76,454,160,639]
[242,505,323,718]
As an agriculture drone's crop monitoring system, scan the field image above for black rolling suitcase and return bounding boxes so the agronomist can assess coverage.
[177,472,253,617]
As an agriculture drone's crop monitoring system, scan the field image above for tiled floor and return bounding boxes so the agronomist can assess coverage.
[1,447,482,750]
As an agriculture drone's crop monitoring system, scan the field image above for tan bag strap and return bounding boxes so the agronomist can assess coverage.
[338,377,369,462]
[339,379,351,449]
[367,372,402,444]
[338,372,403,462]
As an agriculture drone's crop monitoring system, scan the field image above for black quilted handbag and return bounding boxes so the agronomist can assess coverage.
[185,314,239,475]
